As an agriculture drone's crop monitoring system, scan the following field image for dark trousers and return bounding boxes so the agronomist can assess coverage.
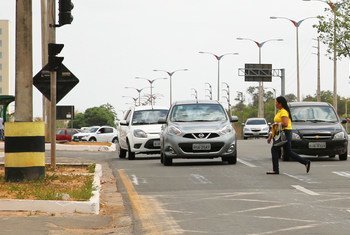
[271,129,308,173]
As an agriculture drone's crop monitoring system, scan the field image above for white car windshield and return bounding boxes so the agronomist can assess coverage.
[132,109,168,125]
[291,106,338,122]
[170,104,227,122]
[246,119,266,125]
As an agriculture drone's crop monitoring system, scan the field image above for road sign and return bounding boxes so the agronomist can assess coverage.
[242,64,272,82]
[57,105,74,120]
[33,64,79,103]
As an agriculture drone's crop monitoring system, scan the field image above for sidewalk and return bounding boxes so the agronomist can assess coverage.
[0,142,132,234]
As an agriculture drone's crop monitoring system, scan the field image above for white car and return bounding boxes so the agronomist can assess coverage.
[72,126,118,143]
[242,118,270,139]
[118,106,169,160]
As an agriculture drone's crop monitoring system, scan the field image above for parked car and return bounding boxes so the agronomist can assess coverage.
[159,100,238,166]
[242,118,270,139]
[118,106,169,160]
[72,126,118,143]
[284,102,348,161]
[56,128,81,142]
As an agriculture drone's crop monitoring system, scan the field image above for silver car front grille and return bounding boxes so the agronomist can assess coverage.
[183,133,220,139]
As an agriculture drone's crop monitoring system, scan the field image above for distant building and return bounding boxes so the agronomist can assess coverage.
[0,20,10,95]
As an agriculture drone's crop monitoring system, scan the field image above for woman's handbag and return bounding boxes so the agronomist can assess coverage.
[273,123,287,147]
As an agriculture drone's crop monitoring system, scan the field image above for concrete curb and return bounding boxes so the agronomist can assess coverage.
[0,163,102,214]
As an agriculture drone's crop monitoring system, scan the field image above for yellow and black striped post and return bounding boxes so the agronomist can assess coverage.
[4,122,45,181]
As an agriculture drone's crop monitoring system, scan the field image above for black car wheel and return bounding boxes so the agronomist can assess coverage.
[339,152,348,161]
[119,146,126,158]
[222,151,237,165]
[127,140,135,160]
[163,155,172,166]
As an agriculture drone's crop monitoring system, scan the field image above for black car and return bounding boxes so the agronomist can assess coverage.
[282,102,348,161]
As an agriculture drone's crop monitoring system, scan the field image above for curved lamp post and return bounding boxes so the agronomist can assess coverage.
[270,16,316,102]
[205,82,213,100]
[222,82,231,113]
[265,86,277,115]
[122,96,138,106]
[153,69,188,106]
[191,88,198,101]
[135,77,167,106]
[124,86,148,106]
[199,51,239,101]
[237,37,283,118]
[303,0,339,112]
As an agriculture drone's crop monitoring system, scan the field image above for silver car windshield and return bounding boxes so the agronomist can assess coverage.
[132,109,168,125]
[170,104,227,122]
[291,106,338,122]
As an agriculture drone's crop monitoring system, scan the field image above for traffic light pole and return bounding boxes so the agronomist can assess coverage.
[48,0,57,169]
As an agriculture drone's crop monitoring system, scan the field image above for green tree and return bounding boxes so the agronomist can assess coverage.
[315,0,350,58]
[69,103,117,128]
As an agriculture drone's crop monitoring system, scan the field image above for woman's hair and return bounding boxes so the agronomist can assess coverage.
[276,96,292,121]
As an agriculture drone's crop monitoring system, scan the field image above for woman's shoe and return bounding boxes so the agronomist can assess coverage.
[266,171,279,175]
[306,161,311,173]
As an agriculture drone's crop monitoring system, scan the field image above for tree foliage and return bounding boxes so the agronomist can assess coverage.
[315,0,350,58]
[69,103,118,128]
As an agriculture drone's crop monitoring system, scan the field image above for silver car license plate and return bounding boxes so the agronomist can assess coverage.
[192,143,211,151]
[309,142,326,149]
[153,140,160,147]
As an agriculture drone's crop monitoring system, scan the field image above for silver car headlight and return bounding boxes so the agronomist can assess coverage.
[333,132,345,140]
[219,125,233,136]
[133,129,147,138]
[292,132,300,140]
[243,127,250,131]
[168,126,182,136]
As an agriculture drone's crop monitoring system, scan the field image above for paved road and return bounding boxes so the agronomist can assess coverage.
[113,139,350,234]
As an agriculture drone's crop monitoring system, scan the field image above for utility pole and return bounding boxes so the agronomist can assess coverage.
[41,0,51,141]
[48,0,57,168]
[316,37,321,102]
[15,0,33,121]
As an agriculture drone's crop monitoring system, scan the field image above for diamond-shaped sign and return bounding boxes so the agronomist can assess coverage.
[33,63,79,103]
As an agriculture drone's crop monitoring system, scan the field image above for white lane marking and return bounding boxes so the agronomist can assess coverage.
[248,223,328,235]
[190,174,212,184]
[333,171,350,178]
[347,210,350,213]
[131,174,139,185]
[284,173,319,184]
[292,185,319,196]
[237,158,257,167]
[255,215,317,223]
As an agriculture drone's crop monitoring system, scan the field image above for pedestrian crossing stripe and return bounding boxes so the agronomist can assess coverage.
[333,171,350,178]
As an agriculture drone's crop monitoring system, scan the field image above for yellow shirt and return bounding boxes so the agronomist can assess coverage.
[274,108,292,130]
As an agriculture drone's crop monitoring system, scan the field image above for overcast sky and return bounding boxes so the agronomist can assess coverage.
[1,0,349,119]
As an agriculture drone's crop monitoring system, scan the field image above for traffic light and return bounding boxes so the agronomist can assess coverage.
[48,43,64,71]
[58,0,74,26]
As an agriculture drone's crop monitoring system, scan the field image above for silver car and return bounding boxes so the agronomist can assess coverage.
[159,100,238,166]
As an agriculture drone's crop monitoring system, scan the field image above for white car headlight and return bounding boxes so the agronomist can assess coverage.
[292,132,300,140]
[333,132,345,140]
[133,129,147,138]
[243,127,250,131]
[219,125,233,136]
[168,126,182,136]
[262,127,269,132]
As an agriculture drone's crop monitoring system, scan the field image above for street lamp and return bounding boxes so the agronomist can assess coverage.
[191,88,198,101]
[135,77,167,107]
[199,51,239,101]
[237,37,283,118]
[270,16,316,102]
[153,69,188,106]
[124,86,148,106]
[122,96,138,106]
[205,82,212,100]
[303,0,339,112]
[265,87,277,115]
[222,82,231,113]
